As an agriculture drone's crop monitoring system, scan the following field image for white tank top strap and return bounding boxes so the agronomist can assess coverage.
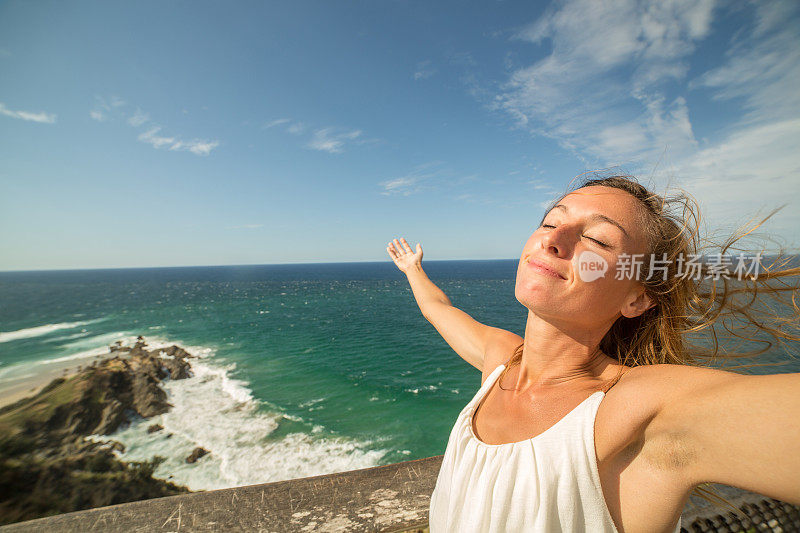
[430,362,682,533]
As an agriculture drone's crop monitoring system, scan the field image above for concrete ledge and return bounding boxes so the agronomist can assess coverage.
[2,455,799,532]
[0,456,442,532]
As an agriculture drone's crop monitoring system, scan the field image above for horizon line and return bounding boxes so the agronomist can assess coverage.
[0,257,522,274]
[1,250,797,274]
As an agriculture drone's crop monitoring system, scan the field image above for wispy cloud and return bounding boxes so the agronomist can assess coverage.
[490,0,800,241]
[413,60,437,80]
[378,161,451,196]
[0,102,56,124]
[287,122,305,135]
[307,128,362,154]
[89,95,219,156]
[127,108,150,127]
[263,117,373,154]
[0,48,11,58]
[263,118,291,129]
[668,3,800,237]
[138,127,219,156]
[528,178,557,192]
[692,4,800,127]
[89,95,126,122]
[494,0,713,165]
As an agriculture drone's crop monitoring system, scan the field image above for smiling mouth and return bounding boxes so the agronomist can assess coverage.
[525,257,566,280]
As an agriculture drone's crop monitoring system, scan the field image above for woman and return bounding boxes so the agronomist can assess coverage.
[386,175,800,532]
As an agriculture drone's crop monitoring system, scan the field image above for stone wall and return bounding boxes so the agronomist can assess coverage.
[2,455,798,532]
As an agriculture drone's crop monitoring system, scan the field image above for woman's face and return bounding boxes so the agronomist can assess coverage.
[514,185,653,326]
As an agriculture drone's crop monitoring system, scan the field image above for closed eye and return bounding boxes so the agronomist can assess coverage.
[585,236,609,247]
[540,223,609,248]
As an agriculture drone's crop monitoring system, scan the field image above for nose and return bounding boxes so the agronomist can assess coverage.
[540,225,572,259]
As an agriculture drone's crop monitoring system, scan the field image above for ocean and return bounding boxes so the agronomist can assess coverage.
[1,259,798,491]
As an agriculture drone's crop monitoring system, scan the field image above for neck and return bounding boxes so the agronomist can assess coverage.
[510,309,619,391]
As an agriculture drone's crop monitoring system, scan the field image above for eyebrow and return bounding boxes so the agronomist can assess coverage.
[549,204,630,238]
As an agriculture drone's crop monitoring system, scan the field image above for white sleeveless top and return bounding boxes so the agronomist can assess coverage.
[429,364,682,533]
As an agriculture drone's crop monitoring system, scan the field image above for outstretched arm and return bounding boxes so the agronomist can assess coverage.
[387,237,452,313]
[650,365,800,505]
[386,237,514,372]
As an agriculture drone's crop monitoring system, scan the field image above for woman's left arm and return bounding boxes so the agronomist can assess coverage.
[650,365,800,505]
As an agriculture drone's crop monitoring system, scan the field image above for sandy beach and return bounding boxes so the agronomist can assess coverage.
[0,352,118,409]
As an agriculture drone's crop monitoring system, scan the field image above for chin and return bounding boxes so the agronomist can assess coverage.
[514,285,551,310]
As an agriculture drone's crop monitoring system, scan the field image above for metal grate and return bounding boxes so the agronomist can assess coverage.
[682,498,800,533]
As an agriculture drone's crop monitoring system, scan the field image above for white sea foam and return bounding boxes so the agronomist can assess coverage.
[0,319,105,344]
[404,384,438,394]
[32,333,137,366]
[0,333,131,382]
[47,331,93,342]
[89,347,388,491]
[48,332,134,359]
[0,373,35,384]
[298,397,326,408]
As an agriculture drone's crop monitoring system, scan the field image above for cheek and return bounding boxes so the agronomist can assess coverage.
[572,255,626,296]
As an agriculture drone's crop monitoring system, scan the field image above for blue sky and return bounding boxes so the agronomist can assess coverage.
[1,0,798,270]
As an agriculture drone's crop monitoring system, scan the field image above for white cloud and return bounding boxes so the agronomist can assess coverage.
[413,60,437,80]
[487,0,800,245]
[307,128,362,154]
[669,119,800,244]
[265,119,375,153]
[497,0,713,165]
[89,95,219,156]
[138,127,175,149]
[381,177,419,195]
[692,3,800,127]
[263,118,291,129]
[379,162,448,196]
[538,198,557,210]
[138,126,219,156]
[287,122,305,135]
[127,108,150,127]
[90,95,126,122]
[529,178,557,192]
[667,3,800,243]
[0,102,56,123]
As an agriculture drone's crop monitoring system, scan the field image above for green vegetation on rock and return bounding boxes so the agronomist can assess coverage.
[0,340,197,525]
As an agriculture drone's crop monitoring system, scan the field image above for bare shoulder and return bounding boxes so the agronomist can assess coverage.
[624,363,746,404]
[596,363,747,454]
[595,364,745,532]
[480,330,523,385]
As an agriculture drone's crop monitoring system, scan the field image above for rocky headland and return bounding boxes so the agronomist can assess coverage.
[0,338,199,525]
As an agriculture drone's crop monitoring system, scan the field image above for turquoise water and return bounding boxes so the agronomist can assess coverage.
[1,260,797,490]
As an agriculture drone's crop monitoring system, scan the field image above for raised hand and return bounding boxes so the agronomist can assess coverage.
[387,237,423,273]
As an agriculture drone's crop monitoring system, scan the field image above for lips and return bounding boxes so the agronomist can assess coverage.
[526,257,566,280]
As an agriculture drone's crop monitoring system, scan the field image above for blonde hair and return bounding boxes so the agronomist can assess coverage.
[502,173,800,516]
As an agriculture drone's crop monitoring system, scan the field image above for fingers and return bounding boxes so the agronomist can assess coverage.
[387,239,400,259]
[400,237,413,254]
[387,242,401,261]
[387,238,412,258]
